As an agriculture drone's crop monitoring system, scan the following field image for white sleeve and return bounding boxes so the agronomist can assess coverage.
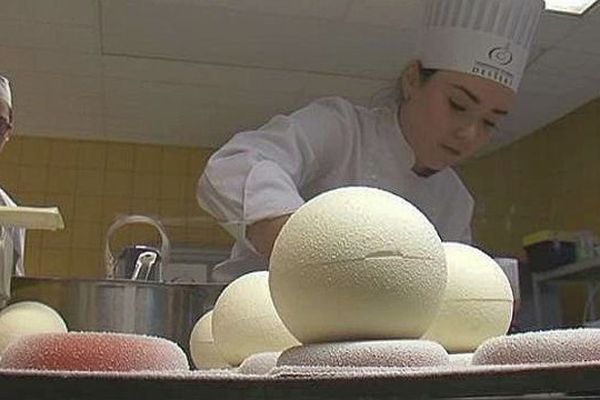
[436,170,474,244]
[455,190,474,244]
[0,188,26,276]
[13,228,25,276]
[197,97,358,243]
[458,219,473,244]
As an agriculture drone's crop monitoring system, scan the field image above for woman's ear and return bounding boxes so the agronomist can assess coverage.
[401,60,422,102]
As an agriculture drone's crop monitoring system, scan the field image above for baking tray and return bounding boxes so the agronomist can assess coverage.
[2,362,600,399]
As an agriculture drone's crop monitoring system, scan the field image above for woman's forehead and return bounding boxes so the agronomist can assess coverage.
[429,70,515,109]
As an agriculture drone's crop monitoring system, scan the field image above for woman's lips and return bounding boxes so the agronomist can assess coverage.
[440,144,461,157]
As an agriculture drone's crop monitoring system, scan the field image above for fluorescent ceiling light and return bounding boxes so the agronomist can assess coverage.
[545,0,599,15]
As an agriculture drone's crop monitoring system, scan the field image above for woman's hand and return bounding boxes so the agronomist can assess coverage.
[247,214,291,260]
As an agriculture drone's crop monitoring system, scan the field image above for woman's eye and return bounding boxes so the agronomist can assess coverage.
[449,99,466,111]
[484,120,497,129]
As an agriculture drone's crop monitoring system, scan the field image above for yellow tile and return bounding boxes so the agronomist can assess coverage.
[39,248,72,278]
[104,171,133,197]
[17,191,46,206]
[161,147,190,175]
[71,220,103,250]
[102,196,132,223]
[45,194,75,223]
[134,144,162,173]
[160,175,186,200]
[23,244,41,277]
[46,167,77,195]
[106,142,135,171]
[77,141,107,170]
[186,201,207,221]
[71,249,103,278]
[74,195,104,222]
[49,140,79,168]
[159,199,185,217]
[76,169,105,196]
[167,226,187,243]
[0,137,22,164]
[15,136,34,148]
[128,224,161,245]
[189,148,212,175]
[0,164,20,193]
[42,226,72,249]
[19,165,48,192]
[20,138,51,166]
[132,173,160,199]
[183,175,199,202]
[213,227,234,247]
[131,198,159,216]
[26,231,43,251]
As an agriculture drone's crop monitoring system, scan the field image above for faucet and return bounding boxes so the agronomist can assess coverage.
[104,215,171,282]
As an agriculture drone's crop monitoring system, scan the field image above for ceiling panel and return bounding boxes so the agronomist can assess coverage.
[0,0,596,151]
[535,12,580,47]
[519,66,595,96]
[557,21,600,54]
[344,0,423,28]
[0,0,97,26]
[0,20,99,53]
[102,73,306,147]
[532,48,600,77]
[101,0,414,79]
[0,46,102,77]
[145,0,352,20]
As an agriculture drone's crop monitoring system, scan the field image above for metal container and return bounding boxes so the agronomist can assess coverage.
[9,276,226,359]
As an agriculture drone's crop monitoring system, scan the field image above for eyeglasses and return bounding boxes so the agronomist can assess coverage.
[0,117,13,140]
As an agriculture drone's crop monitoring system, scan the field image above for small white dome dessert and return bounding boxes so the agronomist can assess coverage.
[269,187,447,344]
[422,243,513,353]
[473,329,600,365]
[238,352,280,375]
[189,311,230,370]
[211,271,299,366]
[277,340,449,368]
[448,353,474,367]
[0,301,68,354]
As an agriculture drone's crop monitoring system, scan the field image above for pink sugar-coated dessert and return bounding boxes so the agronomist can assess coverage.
[473,329,600,365]
[0,332,189,372]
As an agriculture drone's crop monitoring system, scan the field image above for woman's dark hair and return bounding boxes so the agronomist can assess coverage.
[420,68,438,82]
[395,66,438,104]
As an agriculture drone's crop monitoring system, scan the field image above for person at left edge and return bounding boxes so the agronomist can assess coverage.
[0,75,25,276]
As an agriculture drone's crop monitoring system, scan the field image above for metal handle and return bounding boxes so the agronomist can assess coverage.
[104,215,171,281]
[131,251,159,281]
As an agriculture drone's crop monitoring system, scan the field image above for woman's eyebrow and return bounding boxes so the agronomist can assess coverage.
[451,84,479,103]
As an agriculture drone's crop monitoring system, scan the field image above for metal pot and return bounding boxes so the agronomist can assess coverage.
[9,276,226,359]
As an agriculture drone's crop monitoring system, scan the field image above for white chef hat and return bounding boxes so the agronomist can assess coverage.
[0,75,12,109]
[417,0,545,92]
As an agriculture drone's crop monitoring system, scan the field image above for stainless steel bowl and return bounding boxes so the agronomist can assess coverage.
[9,277,226,359]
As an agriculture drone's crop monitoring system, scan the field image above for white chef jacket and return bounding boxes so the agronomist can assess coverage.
[197,97,474,282]
[0,187,25,276]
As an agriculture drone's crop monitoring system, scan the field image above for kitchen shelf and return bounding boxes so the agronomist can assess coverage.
[532,256,600,329]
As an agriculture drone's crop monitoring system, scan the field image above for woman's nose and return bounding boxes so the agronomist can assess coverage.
[455,121,480,141]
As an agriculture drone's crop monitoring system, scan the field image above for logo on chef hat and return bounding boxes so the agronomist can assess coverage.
[488,44,513,66]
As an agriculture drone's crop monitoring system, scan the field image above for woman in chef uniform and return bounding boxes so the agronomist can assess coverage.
[0,75,25,276]
[197,0,545,282]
